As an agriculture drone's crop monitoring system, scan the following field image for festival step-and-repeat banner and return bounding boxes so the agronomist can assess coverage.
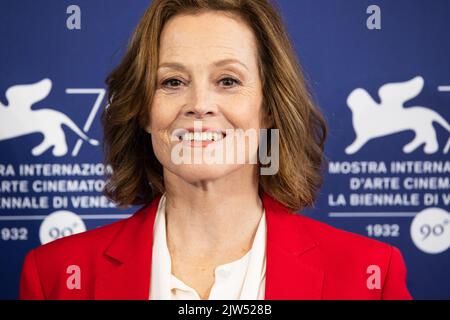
[1,0,449,299]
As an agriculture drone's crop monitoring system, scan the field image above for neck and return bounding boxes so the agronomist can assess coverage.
[163,165,263,256]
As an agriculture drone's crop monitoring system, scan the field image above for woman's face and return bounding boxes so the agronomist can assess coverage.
[148,11,266,183]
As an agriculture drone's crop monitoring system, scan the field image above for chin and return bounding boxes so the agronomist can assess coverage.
[169,163,242,183]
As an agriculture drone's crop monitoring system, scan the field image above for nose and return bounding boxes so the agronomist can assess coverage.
[183,82,217,119]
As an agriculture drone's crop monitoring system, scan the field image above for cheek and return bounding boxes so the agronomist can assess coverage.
[150,127,173,170]
[149,101,177,148]
[222,97,263,160]
[149,95,177,131]
[222,94,263,130]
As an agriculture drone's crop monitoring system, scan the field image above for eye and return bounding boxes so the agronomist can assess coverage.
[218,77,241,88]
[161,78,184,89]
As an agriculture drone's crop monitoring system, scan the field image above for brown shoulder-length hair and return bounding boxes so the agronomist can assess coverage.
[102,0,328,212]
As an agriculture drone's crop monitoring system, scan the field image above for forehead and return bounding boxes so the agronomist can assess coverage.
[158,11,258,64]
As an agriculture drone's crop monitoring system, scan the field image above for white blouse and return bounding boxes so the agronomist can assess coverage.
[149,193,267,300]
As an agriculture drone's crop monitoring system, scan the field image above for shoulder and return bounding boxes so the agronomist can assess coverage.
[262,192,395,262]
[25,205,148,269]
[286,213,411,299]
[19,204,154,299]
[297,213,392,254]
[276,212,407,281]
[292,213,399,265]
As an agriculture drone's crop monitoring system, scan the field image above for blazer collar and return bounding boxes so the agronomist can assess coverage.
[95,191,324,299]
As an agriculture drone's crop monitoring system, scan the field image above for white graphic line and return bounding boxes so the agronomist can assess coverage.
[65,88,106,157]
[438,86,450,92]
[0,214,131,221]
[329,212,417,218]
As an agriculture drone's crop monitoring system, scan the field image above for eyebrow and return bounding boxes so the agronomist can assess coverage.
[158,58,249,71]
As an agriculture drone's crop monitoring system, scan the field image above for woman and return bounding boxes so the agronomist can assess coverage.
[19,0,412,300]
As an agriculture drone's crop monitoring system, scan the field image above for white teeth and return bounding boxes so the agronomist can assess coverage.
[181,131,224,142]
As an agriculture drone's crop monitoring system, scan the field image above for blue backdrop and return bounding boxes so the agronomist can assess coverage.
[1,0,449,299]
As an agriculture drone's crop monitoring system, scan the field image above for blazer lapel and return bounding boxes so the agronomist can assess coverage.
[262,191,324,299]
[94,194,162,300]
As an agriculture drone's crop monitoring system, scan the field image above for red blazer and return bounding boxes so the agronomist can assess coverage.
[19,191,412,300]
